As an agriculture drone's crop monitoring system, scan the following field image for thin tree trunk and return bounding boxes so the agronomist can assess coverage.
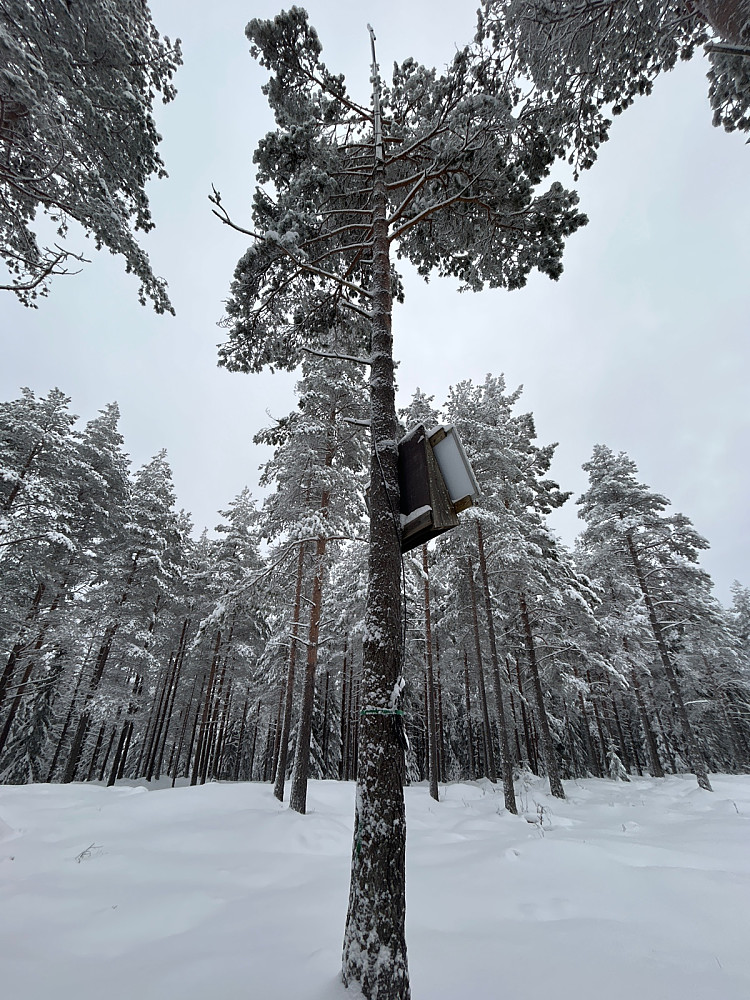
[340,640,349,780]
[137,653,173,776]
[0,581,45,708]
[630,669,665,777]
[577,689,601,778]
[98,726,118,782]
[107,723,130,786]
[476,524,517,813]
[63,556,139,784]
[3,439,43,513]
[171,672,201,787]
[467,559,497,783]
[321,670,330,778]
[626,532,712,791]
[233,686,252,781]
[190,631,222,786]
[607,676,632,777]
[248,699,261,780]
[290,422,335,813]
[275,543,306,800]
[586,670,609,774]
[519,592,565,799]
[421,545,439,802]
[202,628,233,785]
[152,641,188,782]
[512,653,537,773]
[463,649,476,779]
[345,648,356,781]
[435,642,447,782]
[86,724,106,782]
[47,658,89,782]
[143,617,189,778]
[179,676,207,785]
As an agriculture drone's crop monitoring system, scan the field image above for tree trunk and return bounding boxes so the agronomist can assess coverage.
[86,724,106,782]
[290,410,336,814]
[171,672,202,787]
[151,634,188,781]
[190,631,222,786]
[511,654,536,772]
[606,677,632,777]
[321,670,330,778]
[234,688,251,781]
[3,439,43,513]
[519,592,565,799]
[476,524,517,813]
[576,687,601,778]
[47,658,88,782]
[107,723,130,786]
[275,544,306,800]
[421,545,439,802]
[467,559,497,784]
[435,643,447,782]
[463,650,476,779]
[143,618,189,778]
[98,726,117,782]
[630,669,664,777]
[248,699,261,780]
[342,88,409,998]
[626,532,712,791]
[0,581,45,708]
[339,641,350,780]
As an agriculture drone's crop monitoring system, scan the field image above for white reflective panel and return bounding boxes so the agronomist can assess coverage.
[430,427,480,505]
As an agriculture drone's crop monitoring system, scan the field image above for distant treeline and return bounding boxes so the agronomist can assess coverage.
[1,376,748,802]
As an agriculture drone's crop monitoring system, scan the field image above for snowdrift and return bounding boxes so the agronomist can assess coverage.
[1,774,749,999]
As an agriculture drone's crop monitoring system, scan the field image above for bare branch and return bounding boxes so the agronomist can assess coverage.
[301,346,372,366]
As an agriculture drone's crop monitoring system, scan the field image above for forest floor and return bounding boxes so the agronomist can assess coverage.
[1,772,749,1000]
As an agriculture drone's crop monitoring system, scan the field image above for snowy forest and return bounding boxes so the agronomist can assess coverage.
[2,378,748,797]
[2,2,750,999]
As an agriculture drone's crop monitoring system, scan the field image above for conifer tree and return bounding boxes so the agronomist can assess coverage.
[481,0,750,172]
[0,1,181,307]
[212,12,585,995]
[577,445,717,790]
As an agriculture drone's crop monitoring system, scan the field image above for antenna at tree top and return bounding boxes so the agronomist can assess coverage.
[367,24,384,164]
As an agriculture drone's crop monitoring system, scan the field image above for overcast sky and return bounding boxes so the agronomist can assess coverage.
[1,1,748,605]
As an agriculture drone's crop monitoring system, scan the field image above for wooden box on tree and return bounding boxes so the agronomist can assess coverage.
[398,423,479,553]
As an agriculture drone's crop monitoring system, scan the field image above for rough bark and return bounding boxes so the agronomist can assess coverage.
[342,91,409,998]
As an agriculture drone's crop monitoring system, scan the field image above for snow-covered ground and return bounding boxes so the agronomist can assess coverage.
[1,774,748,1000]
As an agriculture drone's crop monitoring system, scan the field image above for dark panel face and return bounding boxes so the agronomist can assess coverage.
[398,424,458,553]
[398,427,431,517]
